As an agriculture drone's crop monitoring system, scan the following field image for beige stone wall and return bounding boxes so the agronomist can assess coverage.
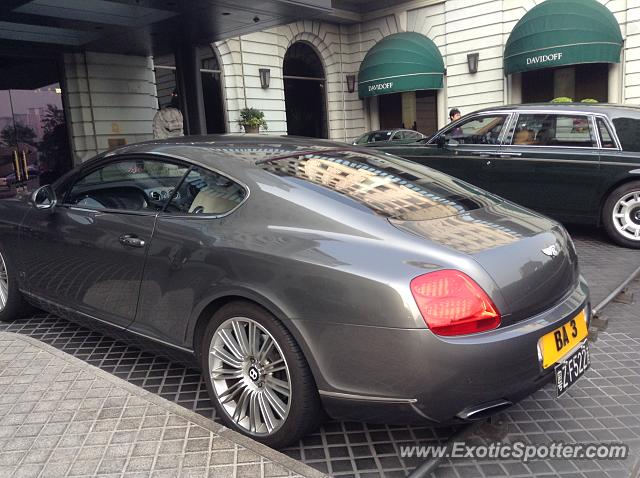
[216,0,640,141]
[64,52,157,163]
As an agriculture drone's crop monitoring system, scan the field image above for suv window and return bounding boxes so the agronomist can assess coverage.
[596,118,616,149]
[511,114,596,147]
[66,159,189,212]
[611,117,640,152]
[440,115,507,145]
[167,167,246,215]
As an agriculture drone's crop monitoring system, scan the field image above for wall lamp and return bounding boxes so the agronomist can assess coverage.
[346,74,356,93]
[467,52,479,74]
[259,68,270,89]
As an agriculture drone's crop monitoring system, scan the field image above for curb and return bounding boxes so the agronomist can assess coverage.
[0,331,327,478]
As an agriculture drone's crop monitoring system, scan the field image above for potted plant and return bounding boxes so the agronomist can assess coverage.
[238,107,267,134]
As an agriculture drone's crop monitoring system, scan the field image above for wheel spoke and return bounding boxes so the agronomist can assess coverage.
[211,346,243,369]
[247,321,260,357]
[233,387,251,422]
[232,321,250,356]
[265,376,290,398]
[262,358,286,374]
[263,386,288,419]
[0,254,7,311]
[218,380,246,405]
[258,393,277,433]
[257,336,274,362]
[249,391,260,433]
[211,367,243,380]
[219,329,244,361]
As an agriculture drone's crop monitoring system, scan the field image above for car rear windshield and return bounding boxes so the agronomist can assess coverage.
[258,150,495,221]
[612,117,640,152]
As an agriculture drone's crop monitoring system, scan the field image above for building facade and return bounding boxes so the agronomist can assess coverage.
[1,0,638,175]
[193,0,640,144]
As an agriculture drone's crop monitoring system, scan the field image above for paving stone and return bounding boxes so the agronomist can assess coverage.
[0,333,322,478]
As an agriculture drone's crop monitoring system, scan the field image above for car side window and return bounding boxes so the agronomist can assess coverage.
[167,167,246,215]
[596,118,616,149]
[512,114,596,148]
[65,159,189,212]
[392,131,404,141]
[612,117,640,151]
[442,115,507,145]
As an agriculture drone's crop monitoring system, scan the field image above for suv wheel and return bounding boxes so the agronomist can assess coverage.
[201,301,321,448]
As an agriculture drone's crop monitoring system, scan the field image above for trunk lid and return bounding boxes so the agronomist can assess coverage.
[390,201,579,324]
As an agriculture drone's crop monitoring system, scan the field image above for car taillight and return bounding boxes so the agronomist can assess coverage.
[410,270,500,336]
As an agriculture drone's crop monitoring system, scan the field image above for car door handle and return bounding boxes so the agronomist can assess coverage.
[498,152,522,158]
[470,152,494,157]
[119,234,146,248]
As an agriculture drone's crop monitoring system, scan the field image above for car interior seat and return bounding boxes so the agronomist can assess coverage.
[189,187,243,215]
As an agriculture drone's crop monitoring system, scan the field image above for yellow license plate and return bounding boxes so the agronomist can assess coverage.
[539,310,588,369]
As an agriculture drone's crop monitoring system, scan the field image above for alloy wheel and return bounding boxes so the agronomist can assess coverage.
[208,317,292,436]
[0,252,8,312]
[612,191,640,241]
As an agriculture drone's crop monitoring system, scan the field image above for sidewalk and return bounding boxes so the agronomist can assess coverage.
[0,332,327,478]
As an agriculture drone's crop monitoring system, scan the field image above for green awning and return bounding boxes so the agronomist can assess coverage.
[358,32,444,99]
[504,0,623,76]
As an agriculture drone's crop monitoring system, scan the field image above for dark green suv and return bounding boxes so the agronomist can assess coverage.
[372,104,640,248]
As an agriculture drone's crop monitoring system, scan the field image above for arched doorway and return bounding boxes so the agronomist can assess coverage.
[283,42,327,138]
[199,47,226,134]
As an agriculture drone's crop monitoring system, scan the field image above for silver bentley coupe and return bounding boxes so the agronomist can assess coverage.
[0,136,590,447]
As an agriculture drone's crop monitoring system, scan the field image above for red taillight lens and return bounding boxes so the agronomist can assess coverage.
[410,270,501,336]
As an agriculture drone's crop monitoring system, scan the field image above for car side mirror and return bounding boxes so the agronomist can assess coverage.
[30,185,57,211]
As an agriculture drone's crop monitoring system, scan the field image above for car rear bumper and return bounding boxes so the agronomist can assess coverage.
[293,276,590,424]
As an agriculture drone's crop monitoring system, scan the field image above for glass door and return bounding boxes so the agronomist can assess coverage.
[0,82,71,197]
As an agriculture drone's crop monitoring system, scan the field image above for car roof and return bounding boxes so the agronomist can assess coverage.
[472,103,640,116]
[102,134,357,165]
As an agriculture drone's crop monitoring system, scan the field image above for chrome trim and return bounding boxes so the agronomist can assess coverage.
[590,115,602,149]
[318,390,417,404]
[594,114,623,150]
[20,290,195,354]
[456,399,512,420]
[507,111,601,150]
[428,111,513,145]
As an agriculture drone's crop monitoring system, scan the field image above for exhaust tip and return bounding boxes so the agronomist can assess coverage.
[456,399,512,421]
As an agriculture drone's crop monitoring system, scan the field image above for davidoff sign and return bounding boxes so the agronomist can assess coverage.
[526,52,563,65]
[368,82,394,93]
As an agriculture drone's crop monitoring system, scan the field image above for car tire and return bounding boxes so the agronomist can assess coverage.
[602,181,640,249]
[201,301,322,448]
[0,242,32,322]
